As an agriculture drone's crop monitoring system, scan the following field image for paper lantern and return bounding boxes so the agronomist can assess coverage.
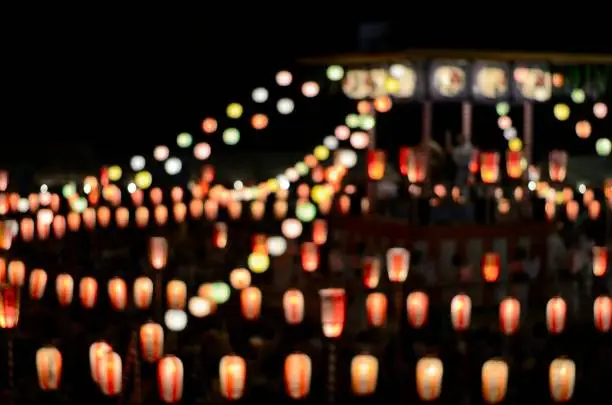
[273,200,287,219]
[154,205,168,225]
[149,237,168,270]
[79,277,98,309]
[188,296,215,318]
[133,276,153,309]
[107,277,127,311]
[7,260,25,286]
[135,206,149,227]
[89,341,112,383]
[158,356,184,403]
[386,247,410,282]
[56,273,74,307]
[52,215,66,238]
[406,149,427,183]
[363,256,381,289]
[566,200,579,221]
[367,150,386,180]
[593,295,611,332]
[319,288,346,338]
[548,150,568,182]
[0,285,20,328]
[131,189,144,206]
[546,297,567,334]
[140,322,164,363]
[593,246,608,276]
[480,152,500,184]
[229,268,251,290]
[212,222,228,248]
[204,199,218,220]
[366,292,388,327]
[36,346,62,390]
[482,253,500,282]
[19,217,34,241]
[499,297,521,335]
[115,207,129,228]
[549,358,575,403]
[173,202,187,222]
[301,242,319,272]
[283,289,305,325]
[284,353,312,399]
[351,354,378,396]
[189,199,204,218]
[219,355,246,400]
[29,269,47,300]
[450,294,472,332]
[338,195,350,214]
[416,357,443,401]
[406,291,429,328]
[98,352,122,396]
[97,206,111,228]
[166,280,187,310]
[312,219,328,245]
[481,359,508,404]
[505,150,523,179]
[250,200,265,220]
[240,286,262,320]
[82,207,96,230]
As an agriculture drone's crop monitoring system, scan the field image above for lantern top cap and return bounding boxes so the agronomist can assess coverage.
[319,288,345,297]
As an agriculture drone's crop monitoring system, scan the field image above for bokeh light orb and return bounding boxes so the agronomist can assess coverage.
[164,157,182,175]
[503,127,517,140]
[108,165,122,181]
[134,171,153,189]
[575,120,592,139]
[326,65,344,81]
[226,103,243,119]
[496,102,510,116]
[176,132,192,148]
[359,115,375,130]
[336,149,358,168]
[277,98,294,115]
[276,71,292,86]
[164,309,187,332]
[334,125,350,141]
[323,135,339,150]
[252,87,269,103]
[345,114,360,128]
[498,116,512,130]
[201,118,218,134]
[313,145,330,161]
[267,236,287,257]
[130,155,146,171]
[153,146,170,161]
[295,201,317,222]
[553,103,570,121]
[595,138,611,156]
[251,114,269,130]
[593,102,608,119]
[193,142,211,160]
[571,89,586,104]
[350,131,370,149]
[508,137,523,152]
[222,128,240,145]
[301,81,320,98]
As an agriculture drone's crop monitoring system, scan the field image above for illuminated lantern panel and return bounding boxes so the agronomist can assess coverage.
[593,295,611,332]
[450,294,472,332]
[219,355,247,400]
[240,286,262,321]
[406,291,429,329]
[482,253,500,283]
[158,356,184,403]
[36,346,63,391]
[480,152,500,184]
[367,150,386,181]
[98,352,122,396]
[365,292,388,327]
[386,247,410,282]
[140,322,164,363]
[549,358,576,403]
[319,288,346,338]
[499,297,521,335]
[416,357,443,401]
[283,289,305,325]
[284,353,312,399]
[548,150,568,182]
[546,297,567,335]
[481,359,508,404]
[89,341,112,383]
[592,246,608,277]
[351,354,379,396]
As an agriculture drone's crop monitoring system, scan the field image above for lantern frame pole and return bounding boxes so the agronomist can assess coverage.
[327,341,336,405]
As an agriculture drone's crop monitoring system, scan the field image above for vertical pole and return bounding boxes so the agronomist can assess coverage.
[523,102,534,166]
[461,101,473,143]
[7,334,14,405]
[367,110,378,214]
[421,101,433,179]
[327,343,336,405]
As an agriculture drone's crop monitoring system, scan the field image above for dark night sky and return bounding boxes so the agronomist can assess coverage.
[2,16,611,172]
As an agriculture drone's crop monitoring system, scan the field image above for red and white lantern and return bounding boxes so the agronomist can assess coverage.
[593,295,611,332]
[133,276,153,309]
[283,289,304,325]
[98,351,122,396]
[79,277,98,309]
[301,242,319,272]
[284,353,312,399]
[363,256,381,289]
[546,297,567,334]
[386,247,410,283]
[56,273,74,307]
[406,291,429,329]
[499,297,521,335]
[36,346,63,391]
[240,286,262,320]
[366,292,388,327]
[29,269,47,300]
[450,294,472,332]
[149,237,168,270]
[89,341,112,383]
[549,358,575,403]
[319,288,346,338]
[108,277,127,311]
[166,280,187,310]
[158,355,184,403]
[219,355,246,400]
[416,357,443,401]
[592,246,608,277]
[140,322,164,363]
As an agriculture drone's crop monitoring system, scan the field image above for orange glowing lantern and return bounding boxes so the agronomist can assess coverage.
[363,256,381,289]
[301,242,319,272]
[114,207,129,228]
[273,200,287,219]
[8,260,25,287]
[338,194,350,214]
[240,286,262,320]
[219,355,247,400]
[283,289,305,325]
[52,215,66,238]
[173,202,187,222]
[351,354,378,396]
[140,322,164,363]
[386,247,410,282]
[546,297,567,334]
[319,288,346,338]
[108,277,127,311]
[416,357,443,401]
[213,222,228,248]
[482,252,500,282]
[499,297,521,335]
[312,219,328,245]
[149,237,168,270]
[204,199,218,220]
[0,285,20,329]
[79,277,98,309]
[55,273,74,307]
[131,189,144,206]
[166,280,187,310]
[480,152,500,184]
[549,358,575,403]
[593,295,611,332]
[158,356,184,403]
[150,187,163,205]
[406,291,429,328]
[367,150,386,180]
[229,268,251,290]
[548,150,568,182]
[450,294,472,332]
[154,205,168,225]
[593,246,608,276]
[227,200,242,219]
[89,341,112,383]
[83,207,96,230]
[284,353,312,399]
[20,217,34,241]
[135,206,149,227]
[98,352,122,396]
[366,292,388,327]
[481,359,508,404]
[565,200,579,221]
[505,150,523,179]
[189,199,204,218]
[36,346,63,390]
[133,276,153,309]
[66,211,80,231]
[97,206,111,228]
[29,269,47,300]
[407,149,427,183]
